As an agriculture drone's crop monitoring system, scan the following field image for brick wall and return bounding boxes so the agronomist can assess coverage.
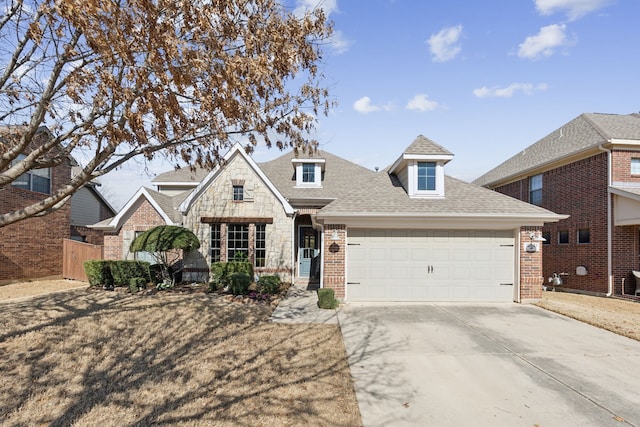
[322,225,346,299]
[0,160,71,282]
[103,199,167,260]
[519,227,543,302]
[495,153,610,294]
[611,150,640,183]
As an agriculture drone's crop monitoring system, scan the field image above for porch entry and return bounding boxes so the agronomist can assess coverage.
[298,226,319,278]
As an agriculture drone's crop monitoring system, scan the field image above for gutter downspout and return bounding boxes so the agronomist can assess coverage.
[599,145,614,296]
[319,224,324,289]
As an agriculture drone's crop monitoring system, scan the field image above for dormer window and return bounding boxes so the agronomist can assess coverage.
[292,158,325,188]
[417,162,436,191]
[302,163,315,183]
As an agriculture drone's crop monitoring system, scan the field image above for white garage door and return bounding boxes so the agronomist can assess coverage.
[347,229,515,302]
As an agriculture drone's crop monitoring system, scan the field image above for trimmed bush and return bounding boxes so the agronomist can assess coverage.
[257,275,281,295]
[84,260,114,289]
[128,277,147,293]
[110,261,151,286]
[317,288,339,309]
[229,272,252,295]
[210,260,253,291]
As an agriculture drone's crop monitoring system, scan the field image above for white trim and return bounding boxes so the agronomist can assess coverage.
[389,153,453,175]
[179,143,295,215]
[316,212,567,229]
[104,187,175,231]
[407,160,446,198]
[152,181,200,187]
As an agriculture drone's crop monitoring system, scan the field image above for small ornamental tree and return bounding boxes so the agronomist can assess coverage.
[129,225,200,286]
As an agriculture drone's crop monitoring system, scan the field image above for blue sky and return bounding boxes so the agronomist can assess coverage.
[100,0,640,209]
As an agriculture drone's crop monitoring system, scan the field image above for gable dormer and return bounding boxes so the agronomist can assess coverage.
[292,157,325,188]
[389,135,454,199]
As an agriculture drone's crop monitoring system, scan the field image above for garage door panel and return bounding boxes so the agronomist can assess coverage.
[347,229,515,302]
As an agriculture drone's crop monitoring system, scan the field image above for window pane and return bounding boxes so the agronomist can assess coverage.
[12,173,30,190]
[632,159,640,175]
[302,163,315,183]
[227,224,248,261]
[542,231,551,244]
[558,230,569,244]
[233,185,243,201]
[210,224,221,263]
[31,174,51,194]
[255,224,266,267]
[417,162,436,191]
[578,229,590,244]
[529,174,542,205]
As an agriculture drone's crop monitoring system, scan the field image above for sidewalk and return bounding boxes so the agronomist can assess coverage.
[270,285,339,324]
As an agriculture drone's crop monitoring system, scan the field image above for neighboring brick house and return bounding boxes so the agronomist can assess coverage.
[0,127,72,282]
[474,112,640,297]
[0,127,115,283]
[94,137,565,303]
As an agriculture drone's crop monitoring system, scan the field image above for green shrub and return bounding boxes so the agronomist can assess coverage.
[229,272,252,295]
[110,261,151,286]
[128,277,147,293]
[149,264,165,285]
[210,260,253,291]
[84,260,114,289]
[257,275,281,295]
[317,288,339,309]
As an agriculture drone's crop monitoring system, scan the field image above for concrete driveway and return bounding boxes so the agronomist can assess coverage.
[339,303,640,427]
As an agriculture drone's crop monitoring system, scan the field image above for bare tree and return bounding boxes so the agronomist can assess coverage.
[0,0,333,227]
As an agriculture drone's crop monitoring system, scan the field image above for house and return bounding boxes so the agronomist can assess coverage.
[94,135,565,303]
[474,112,640,297]
[0,127,115,283]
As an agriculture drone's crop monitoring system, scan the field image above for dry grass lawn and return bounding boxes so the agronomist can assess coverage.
[0,287,361,426]
[536,290,640,342]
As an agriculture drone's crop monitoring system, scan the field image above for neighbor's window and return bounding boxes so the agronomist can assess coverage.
[529,174,542,206]
[632,159,640,175]
[11,154,51,194]
[233,185,244,201]
[210,224,221,262]
[227,224,249,260]
[417,162,436,191]
[255,224,266,267]
[558,230,569,244]
[542,231,551,245]
[302,163,315,183]
[578,229,590,244]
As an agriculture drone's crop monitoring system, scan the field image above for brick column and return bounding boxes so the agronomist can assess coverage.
[323,225,346,300]
[520,226,544,303]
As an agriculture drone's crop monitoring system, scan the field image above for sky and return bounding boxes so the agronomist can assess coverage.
[99,0,640,209]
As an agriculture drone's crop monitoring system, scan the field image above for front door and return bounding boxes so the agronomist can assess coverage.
[299,226,318,277]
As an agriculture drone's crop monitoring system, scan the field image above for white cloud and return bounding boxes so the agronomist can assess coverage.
[517,24,571,59]
[473,83,549,98]
[427,25,463,62]
[294,0,338,18]
[406,94,439,112]
[330,30,352,54]
[352,96,395,114]
[534,0,613,21]
[353,96,380,114]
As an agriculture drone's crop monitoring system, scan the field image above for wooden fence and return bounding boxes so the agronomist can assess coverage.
[63,239,103,282]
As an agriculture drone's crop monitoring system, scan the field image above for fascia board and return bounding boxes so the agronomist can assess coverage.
[315,212,568,229]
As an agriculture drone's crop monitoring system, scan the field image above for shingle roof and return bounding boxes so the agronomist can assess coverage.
[402,134,454,156]
[143,187,187,223]
[152,166,209,183]
[317,173,558,218]
[473,113,640,187]
[258,149,378,202]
